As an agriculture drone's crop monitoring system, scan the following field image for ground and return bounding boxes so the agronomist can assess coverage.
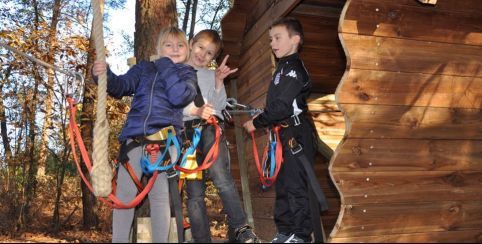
[0,177,227,243]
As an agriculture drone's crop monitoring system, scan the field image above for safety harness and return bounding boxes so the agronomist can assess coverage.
[175,116,221,175]
[67,96,186,242]
[68,96,160,208]
[250,126,283,189]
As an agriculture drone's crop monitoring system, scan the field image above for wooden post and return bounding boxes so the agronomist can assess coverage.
[230,79,255,227]
[136,217,152,243]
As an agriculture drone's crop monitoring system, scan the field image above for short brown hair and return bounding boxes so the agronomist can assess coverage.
[191,29,223,58]
[270,17,304,51]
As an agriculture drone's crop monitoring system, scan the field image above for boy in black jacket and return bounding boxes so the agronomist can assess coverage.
[243,17,327,243]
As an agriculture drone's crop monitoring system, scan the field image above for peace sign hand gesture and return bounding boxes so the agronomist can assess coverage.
[215,55,238,89]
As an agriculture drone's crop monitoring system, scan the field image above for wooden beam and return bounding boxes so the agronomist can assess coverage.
[418,0,437,5]
[242,0,302,51]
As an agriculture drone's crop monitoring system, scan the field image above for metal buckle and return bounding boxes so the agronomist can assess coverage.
[145,125,176,141]
[112,160,120,169]
[269,129,275,142]
[289,138,302,155]
[166,169,178,179]
[291,114,301,126]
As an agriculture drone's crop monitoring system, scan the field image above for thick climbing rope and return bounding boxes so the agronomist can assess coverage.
[90,0,112,197]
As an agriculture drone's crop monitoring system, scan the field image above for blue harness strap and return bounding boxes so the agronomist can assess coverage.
[178,127,202,169]
[261,130,278,190]
[140,130,181,174]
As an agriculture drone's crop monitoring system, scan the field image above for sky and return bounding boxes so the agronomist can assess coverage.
[105,0,136,74]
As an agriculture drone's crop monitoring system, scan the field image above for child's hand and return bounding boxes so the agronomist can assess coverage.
[243,120,256,133]
[193,103,214,120]
[215,55,238,88]
[92,61,108,76]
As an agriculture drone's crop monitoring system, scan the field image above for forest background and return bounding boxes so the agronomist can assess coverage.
[0,0,231,242]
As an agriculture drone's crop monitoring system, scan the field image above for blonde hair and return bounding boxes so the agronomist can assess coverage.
[156,26,189,61]
[191,29,223,58]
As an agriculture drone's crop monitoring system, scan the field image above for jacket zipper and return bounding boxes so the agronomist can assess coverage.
[144,72,159,136]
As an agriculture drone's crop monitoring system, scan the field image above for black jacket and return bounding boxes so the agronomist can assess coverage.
[253,53,311,128]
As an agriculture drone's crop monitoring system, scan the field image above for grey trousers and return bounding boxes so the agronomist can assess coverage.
[112,140,171,243]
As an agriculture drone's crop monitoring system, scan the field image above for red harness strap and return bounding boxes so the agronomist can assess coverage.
[174,116,221,174]
[67,97,157,209]
[251,126,283,188]
[112,160,144,195]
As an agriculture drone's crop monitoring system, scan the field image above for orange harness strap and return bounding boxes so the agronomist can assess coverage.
[67,97,157,209]
[174,116,221,174]
[251,126,283,188]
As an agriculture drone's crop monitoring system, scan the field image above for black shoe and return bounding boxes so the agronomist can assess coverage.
[270,232,291,243]
[285,234,311,243]
[228,225,260,243]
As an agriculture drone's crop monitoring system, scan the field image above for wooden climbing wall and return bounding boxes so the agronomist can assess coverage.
[331,0,482,242]
[220,0,346,240]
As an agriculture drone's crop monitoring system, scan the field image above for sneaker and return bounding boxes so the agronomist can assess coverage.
[228,225,260,243]
[270,232,291,243]
[284,234,309,243]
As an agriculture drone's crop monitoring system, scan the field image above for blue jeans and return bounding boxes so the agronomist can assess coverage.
[185,123,247,242]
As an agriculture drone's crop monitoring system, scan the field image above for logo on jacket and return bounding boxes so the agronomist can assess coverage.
[286,70,297,79]
[274,72,281,85]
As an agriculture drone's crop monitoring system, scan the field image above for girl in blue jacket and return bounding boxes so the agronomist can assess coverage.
[92,26,197,243]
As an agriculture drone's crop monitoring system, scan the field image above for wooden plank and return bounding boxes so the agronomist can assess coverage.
[292,3,343,18]
[330,229,482,243]
[230,79,255,228]
[337,69,482,108]
[238,69,272,102]
[222,41,242,56]
[341,0,482,45]
[331,201,482,237]
[394,0,482,14]
[341,104,482,140]
[239,31,272,69]
[244,0,275,34]
[310,74,343,94]
[221,11,247,41]
[242,0,302,52]
[237,48,272,86]
[341,33,482,77]
[332,171,482,204]
[332,138,482,172]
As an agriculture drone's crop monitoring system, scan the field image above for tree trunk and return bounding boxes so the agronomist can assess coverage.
[188,0,198,40]
[134,0,178,61]
[181,0,191,33]
[37,0,62,177]
[19,0,42,230]
[0,65,13,192]
[52,146,70,233]
[20,66,41,230]
[133,0,178,236]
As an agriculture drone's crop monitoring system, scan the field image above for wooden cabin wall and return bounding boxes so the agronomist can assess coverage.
[221,0,347,241]
[331,0,482,242]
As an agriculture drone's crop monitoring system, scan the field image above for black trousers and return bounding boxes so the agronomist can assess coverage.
[274,118,316,241]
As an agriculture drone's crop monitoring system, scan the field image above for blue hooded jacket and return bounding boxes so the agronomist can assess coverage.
[95,57,197,142]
